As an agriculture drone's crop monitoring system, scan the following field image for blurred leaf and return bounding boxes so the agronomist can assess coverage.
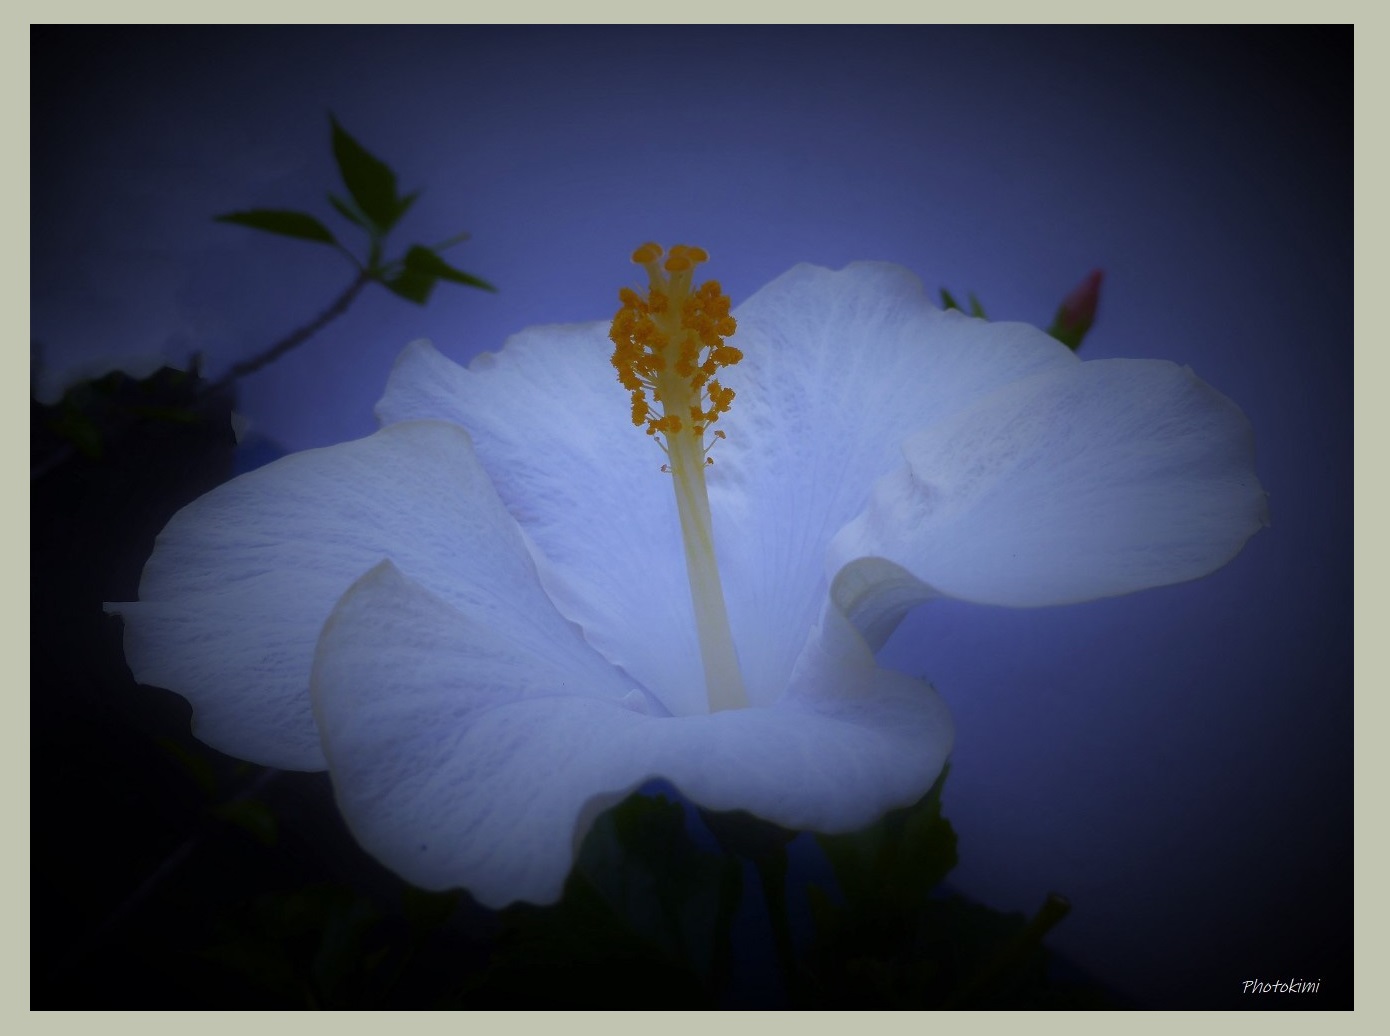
[382,267,438,305]
[212,798,279,847]
[395,189,421,225]
[330,116,402,232]
[402,245,496,291]
[943,893,1074,1008]
[578,793,741,984]
[801,767,1101,1008]
[469,873,711,1008]
[128,404,201,424]
[816,766,956,917]
[215,209,338,245]
[310,891,382,1006]
[1046,320,1091,351]
[401,885,462,937]
[203,885,387,1009]
[466,792,740,1007]
[49,405,103,459]
[157,736,220,799]
[701,807,796,863]
[941,288,987,318]
[328,192,368,229]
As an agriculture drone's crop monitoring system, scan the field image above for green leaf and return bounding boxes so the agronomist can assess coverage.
[401,886,461,937]
[202,885,386,1008]
[816,766,957,917]
[939,288,961,311]
[1046,317,1089,351]
[579,793,741,981]
[382,267,438,305]
[330,116,402,233]
[402,245,496,292]
[470,874,711,1008]
[465,792,740,1007]
[215,209,338,245]
[328,192,368,229]
[395,189,421,225]
[968,292,987,319]
[49,403,103,459]
[127,404,201,424]
[212,798,279,847]
[157,737,220,799]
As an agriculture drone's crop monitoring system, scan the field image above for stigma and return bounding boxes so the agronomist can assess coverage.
[609,243,743,456]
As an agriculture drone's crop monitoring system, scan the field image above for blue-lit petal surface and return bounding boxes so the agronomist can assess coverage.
[829,358,1269,613]
[377,331,710,718]
[713,262,1078,701]
[311,559,952,908]
[377,263,1079,710]
[109,420,611,769]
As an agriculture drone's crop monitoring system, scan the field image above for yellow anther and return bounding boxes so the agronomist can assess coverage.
[608,242,741,457]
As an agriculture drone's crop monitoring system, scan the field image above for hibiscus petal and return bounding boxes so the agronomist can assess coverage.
[312,560,952,908]
[712,262,1078,702]
[828,359,1269,613]
[108,420,612,769]
[377,334,710,717]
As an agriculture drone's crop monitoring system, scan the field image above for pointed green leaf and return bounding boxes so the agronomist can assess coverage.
[394,189,421,225]
[940,288,961,312]
[328,192,368,229]
[383,267,437,305]
[462,792,733,1007]
[215,209,338,245]
[577,793,741,981]
[330,116,401,232]
[968,292,987,319]
[402,245,496,291]
[816,766,957,916]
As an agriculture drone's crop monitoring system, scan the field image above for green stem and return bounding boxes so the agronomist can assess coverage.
[205,268,373,397]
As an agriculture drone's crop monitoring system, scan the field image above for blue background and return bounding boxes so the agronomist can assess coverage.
[32,25,1352,1007]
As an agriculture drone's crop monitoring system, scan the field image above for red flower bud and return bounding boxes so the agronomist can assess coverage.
[1049,269,1104,350]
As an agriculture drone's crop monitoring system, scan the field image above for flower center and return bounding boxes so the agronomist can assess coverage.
[609,243,749,713]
